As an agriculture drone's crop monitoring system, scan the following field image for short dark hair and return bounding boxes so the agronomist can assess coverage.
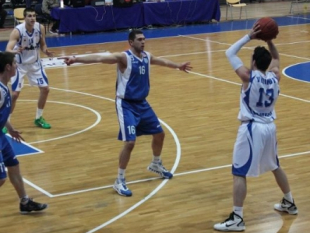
[128,29,144,41]
[252,46,272,71]
[23,8,35,17]
[0,52,15,73]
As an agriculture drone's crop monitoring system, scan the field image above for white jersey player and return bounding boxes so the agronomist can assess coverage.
[214,23,297,232]
[6,8,53,129]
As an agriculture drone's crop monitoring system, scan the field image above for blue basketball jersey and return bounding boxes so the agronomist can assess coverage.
[0,82,11,131]
[238,70,279,123]
[116,50,150,101]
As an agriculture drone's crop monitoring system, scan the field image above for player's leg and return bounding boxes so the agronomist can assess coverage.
[113,98,139,197]
[264,124,298,215]
[28,63,51,129]
[214,122,254,232]
[135,101,173,179]
[2,138,48,213]
[0,155,7,187]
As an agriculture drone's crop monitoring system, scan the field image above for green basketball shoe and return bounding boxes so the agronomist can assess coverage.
[34,117,51,129]
[2,127,8,134]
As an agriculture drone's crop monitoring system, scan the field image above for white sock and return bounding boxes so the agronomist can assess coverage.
[36,108,43,119]
[153,155,161,163]
[284,192,293,203]
[233,206,243,218]
[8,114,11,122]
[118,168,125,180]
[20,195,29,205]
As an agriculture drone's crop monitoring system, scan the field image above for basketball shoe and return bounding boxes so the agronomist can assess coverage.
[2,127,7,134]
[274,198,298,215]
[214,212,245,232]
[147,161,173,179]
[34,117,51,129]
[113,178,132,197]
[20,199,48,214]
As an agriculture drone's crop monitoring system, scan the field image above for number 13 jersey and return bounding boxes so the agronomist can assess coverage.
[238,70,280,123]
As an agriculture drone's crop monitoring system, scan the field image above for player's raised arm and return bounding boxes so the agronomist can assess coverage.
[225,24,261,84]
[267,40,280,82]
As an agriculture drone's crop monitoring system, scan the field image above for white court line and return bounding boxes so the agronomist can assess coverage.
[52,150,310,198]
[188,70,310,103]
[288,16,310,21]
[282,61,310,84]
[23,178,54,197]
[4,168,53,197]
[16,100,102,145]
[179,35,310,61]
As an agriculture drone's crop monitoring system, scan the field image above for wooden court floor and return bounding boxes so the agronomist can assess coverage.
[0,24,310,233]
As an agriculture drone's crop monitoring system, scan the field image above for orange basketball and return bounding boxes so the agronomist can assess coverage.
[256,17,279,41]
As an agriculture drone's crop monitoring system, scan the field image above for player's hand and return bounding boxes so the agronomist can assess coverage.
[178,62,192,73]
[14,46,25,54]
[8,128,24,143]
[58,56,76,66]
[248,23,261,40]
[45,49,54,57]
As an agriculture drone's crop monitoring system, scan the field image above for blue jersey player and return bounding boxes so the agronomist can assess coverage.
[0,51,48,213]
[214,23,297,232]
[60,29,192,196]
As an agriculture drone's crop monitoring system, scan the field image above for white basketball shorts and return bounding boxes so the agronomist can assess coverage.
[232,121,279,177]
[11,62,49,91]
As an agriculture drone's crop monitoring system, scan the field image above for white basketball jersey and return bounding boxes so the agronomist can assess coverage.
[13,22,42,64]
[238,70,280,123]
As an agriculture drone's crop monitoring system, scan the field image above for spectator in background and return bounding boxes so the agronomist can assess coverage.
[0,0,7,28]
[42,0,60,34]
[26,0,31,8]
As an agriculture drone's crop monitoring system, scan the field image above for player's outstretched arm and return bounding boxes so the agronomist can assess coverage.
[150,55,192,73]
[59,52,126,66]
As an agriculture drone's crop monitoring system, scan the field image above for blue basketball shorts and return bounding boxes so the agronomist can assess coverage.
[115,98,163,141]
[0,134,19,179]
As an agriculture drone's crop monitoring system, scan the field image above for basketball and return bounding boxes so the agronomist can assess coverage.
[256,17,279,41]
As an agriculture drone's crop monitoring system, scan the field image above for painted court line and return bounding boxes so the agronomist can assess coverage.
[16,100,102,145]
[52,149,310,198]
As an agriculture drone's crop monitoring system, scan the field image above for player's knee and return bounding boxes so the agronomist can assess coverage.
[155,131,165,141]
[11,91,20,100]
[0,178,6,187]
[40,86,50,95]
[125,141,135,151]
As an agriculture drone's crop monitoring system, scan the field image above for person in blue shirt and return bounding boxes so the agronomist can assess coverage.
[60,29,192,197]
[0,51,48,213]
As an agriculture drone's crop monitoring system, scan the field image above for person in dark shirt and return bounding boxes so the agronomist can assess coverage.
[0,0,7,28]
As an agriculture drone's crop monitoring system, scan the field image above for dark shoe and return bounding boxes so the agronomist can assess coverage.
[20,199,48,214]
[274,198,298,215]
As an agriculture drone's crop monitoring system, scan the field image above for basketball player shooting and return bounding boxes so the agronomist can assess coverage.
[213,20,298,232]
